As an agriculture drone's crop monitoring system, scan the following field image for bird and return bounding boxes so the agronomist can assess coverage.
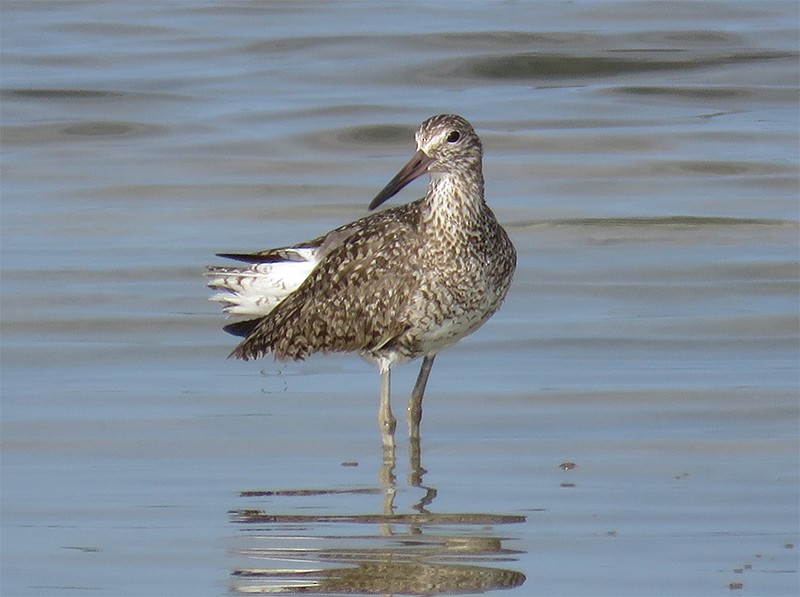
[206,114,516,448]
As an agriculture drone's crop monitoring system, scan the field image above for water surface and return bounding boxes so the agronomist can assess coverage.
[1,2,798,596]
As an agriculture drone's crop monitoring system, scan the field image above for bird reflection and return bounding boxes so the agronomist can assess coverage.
[409,435,438,513]
[379,418,437,516]
[231,424,526,595]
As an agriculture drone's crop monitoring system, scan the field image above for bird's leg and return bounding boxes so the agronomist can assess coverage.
[378,363,396,451]
[407,354,435,441]
[376,363,397,531]
[407,357,436,514]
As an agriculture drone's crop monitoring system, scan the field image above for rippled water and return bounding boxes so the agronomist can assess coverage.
[1,2,798,596]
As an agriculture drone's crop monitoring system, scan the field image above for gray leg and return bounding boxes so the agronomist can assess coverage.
[407,354,435,441]
[379,373,397,526]
[378,364,396,450]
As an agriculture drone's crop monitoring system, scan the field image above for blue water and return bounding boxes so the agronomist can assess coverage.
[2,1,798,596]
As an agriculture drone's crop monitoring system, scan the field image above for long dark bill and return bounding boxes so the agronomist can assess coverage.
[368,149,434,210]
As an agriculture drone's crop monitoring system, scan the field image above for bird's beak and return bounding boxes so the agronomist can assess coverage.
[369,149,435,210]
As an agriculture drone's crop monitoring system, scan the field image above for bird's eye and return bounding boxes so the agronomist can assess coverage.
[446,130,461,143]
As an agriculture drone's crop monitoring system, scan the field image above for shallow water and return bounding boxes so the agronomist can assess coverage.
[1,1,798,596]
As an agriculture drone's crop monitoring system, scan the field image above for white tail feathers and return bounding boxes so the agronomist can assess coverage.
[206,248,318,317]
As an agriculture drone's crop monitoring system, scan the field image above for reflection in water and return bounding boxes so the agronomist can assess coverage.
[230,430,526,595]
[408,436,437,514]
[232,560,525,595]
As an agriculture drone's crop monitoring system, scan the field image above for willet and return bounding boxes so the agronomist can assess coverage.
[207,114,516,447]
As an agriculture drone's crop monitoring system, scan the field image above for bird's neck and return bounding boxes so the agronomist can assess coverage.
[423,170,487,229]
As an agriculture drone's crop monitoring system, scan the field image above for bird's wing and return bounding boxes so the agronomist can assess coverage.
[229,207,424,361]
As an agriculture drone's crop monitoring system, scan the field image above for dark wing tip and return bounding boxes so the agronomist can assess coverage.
[215,252,267,264]
[223,318,261,338]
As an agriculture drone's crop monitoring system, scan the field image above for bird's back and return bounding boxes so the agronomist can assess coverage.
[228,200,429,362]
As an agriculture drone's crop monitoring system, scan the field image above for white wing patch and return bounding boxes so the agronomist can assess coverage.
[206,248,318,317]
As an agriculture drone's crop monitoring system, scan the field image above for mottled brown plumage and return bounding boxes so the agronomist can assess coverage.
[207,114,515,444]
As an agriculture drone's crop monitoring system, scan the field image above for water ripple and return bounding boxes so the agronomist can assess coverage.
[420,50,797,83]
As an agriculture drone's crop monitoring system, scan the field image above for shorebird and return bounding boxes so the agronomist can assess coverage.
[207,114,516,447]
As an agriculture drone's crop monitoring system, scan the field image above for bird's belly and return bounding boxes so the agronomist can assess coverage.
[413,313,487,354]
[403,284,503,356]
